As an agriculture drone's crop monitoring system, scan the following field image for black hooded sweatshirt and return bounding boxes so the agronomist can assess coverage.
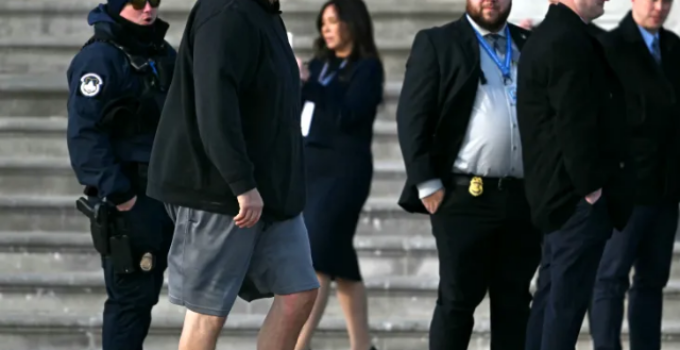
[146,0,305,221]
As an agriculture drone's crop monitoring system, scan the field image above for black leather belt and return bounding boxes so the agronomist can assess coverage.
[451,174,523,191]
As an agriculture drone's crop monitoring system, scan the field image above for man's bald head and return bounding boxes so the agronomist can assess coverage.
[555,0,608,21]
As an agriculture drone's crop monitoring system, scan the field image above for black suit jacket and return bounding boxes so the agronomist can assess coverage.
[396,15,531,214]
[516,3,632,233]
[598,12,680,204]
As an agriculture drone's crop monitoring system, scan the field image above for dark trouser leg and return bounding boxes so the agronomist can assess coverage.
[488,211,542,350]
[525,239,552,350]
[628,203,678,350]
[428,190,497,350]
[101,195,174,350]
[535,198,613,350]
[589,207,648,350]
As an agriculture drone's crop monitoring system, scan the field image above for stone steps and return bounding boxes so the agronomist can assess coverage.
[0,0,464,80]
[0,194,429,235]
[0,232,438,279]
[0,116,402,162]
[2,231,680,280]
[2,272,680,331]
[2,233,680,349]
[0,156,406,198]
[1,302,680,350]
[0,0,461,42]
[0,73,401,119]
[0,36,412,82]
[0,272,438,320]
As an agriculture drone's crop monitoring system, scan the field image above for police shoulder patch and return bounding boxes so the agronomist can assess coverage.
[79,73,104,97]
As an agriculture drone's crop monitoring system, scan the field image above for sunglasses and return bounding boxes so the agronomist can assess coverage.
[129,0,161,10]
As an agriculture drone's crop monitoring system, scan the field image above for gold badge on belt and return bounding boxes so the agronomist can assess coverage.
[469,176,484,197]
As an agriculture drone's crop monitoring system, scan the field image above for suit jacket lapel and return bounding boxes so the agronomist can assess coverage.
[508,24,529,51]
[617,12,676,102]
[659,29,678,79]
[453,15,481,68]
[620,12,662,75]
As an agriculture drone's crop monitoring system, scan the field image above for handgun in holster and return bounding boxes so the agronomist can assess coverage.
[76,196,137,274]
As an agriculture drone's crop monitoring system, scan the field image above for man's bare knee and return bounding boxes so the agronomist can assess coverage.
[277,288,318,316]
[183,309,227,338]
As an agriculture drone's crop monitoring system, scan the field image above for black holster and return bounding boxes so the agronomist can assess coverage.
[76,197,136,274]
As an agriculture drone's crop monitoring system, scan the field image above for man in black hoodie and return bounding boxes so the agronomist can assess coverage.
[146,0,319,348]
[66,0,175,349]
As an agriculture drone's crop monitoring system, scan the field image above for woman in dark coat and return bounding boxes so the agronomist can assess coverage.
[293,0,384,349]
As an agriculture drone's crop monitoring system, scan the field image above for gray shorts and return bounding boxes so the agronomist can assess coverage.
[164,205,320,317]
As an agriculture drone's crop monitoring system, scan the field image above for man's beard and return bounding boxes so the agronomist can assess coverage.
[467,2,512,32]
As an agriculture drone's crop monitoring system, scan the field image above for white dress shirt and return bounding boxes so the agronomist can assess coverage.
[417,15,524,199]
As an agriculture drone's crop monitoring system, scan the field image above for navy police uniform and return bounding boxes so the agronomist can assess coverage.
[65,2,175,349]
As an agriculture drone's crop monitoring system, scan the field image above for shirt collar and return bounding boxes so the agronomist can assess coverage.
[637,24,660,53]
[466,14,507,37]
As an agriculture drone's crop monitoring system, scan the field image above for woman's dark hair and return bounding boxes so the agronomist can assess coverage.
[313,0,382,64]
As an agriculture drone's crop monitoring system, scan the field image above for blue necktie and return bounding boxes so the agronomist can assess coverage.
[651,37,662,65]
[485,34,507,57]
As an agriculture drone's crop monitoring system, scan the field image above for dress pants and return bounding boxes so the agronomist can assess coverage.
[589,203,678,350]
[526,197,613,350]
[428,176,542,350]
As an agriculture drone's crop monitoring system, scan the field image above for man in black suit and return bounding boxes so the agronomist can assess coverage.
[518,0,606,34]
[516,1,633,349]
[589,1,680,349]
[396,0,542,348]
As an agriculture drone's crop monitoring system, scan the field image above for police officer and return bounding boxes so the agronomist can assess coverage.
[65,0,175,349]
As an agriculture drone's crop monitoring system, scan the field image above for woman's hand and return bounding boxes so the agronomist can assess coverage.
[297,57,310,82]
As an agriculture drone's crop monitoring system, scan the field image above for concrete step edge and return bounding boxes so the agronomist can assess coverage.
[0,231,436,252]
[0,312,425,334]
[0,116,67,132]
[0,0,465,15]
[2,230,679,255]
[0,157,405,175]
[0,196,409,220]
[1,271,680,296]
[0,271,437,293]
[0,117,397,136]
[0,72,403,96]
[0,36,412,51]
[0,311,679,336]
[0,157,72,169]
[0,194,395,208]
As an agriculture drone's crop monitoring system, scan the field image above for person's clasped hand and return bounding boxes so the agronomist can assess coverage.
[421,188,445,214]
[297,57,310,82]
[235,188,264,228]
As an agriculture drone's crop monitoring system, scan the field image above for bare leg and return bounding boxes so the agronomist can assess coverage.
[258,288,319,350]
[178,310,226,350]
[336,278,372,350]
[295,273,332,350]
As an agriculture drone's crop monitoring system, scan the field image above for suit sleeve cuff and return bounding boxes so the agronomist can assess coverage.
[417,179,443,199]
[107,189,137,206]
[229,177,258,197]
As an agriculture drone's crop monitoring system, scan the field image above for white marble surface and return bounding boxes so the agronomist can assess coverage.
[509,0,680,34]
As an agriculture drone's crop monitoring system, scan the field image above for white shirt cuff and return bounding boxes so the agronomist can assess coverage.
[416,179,444,199]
